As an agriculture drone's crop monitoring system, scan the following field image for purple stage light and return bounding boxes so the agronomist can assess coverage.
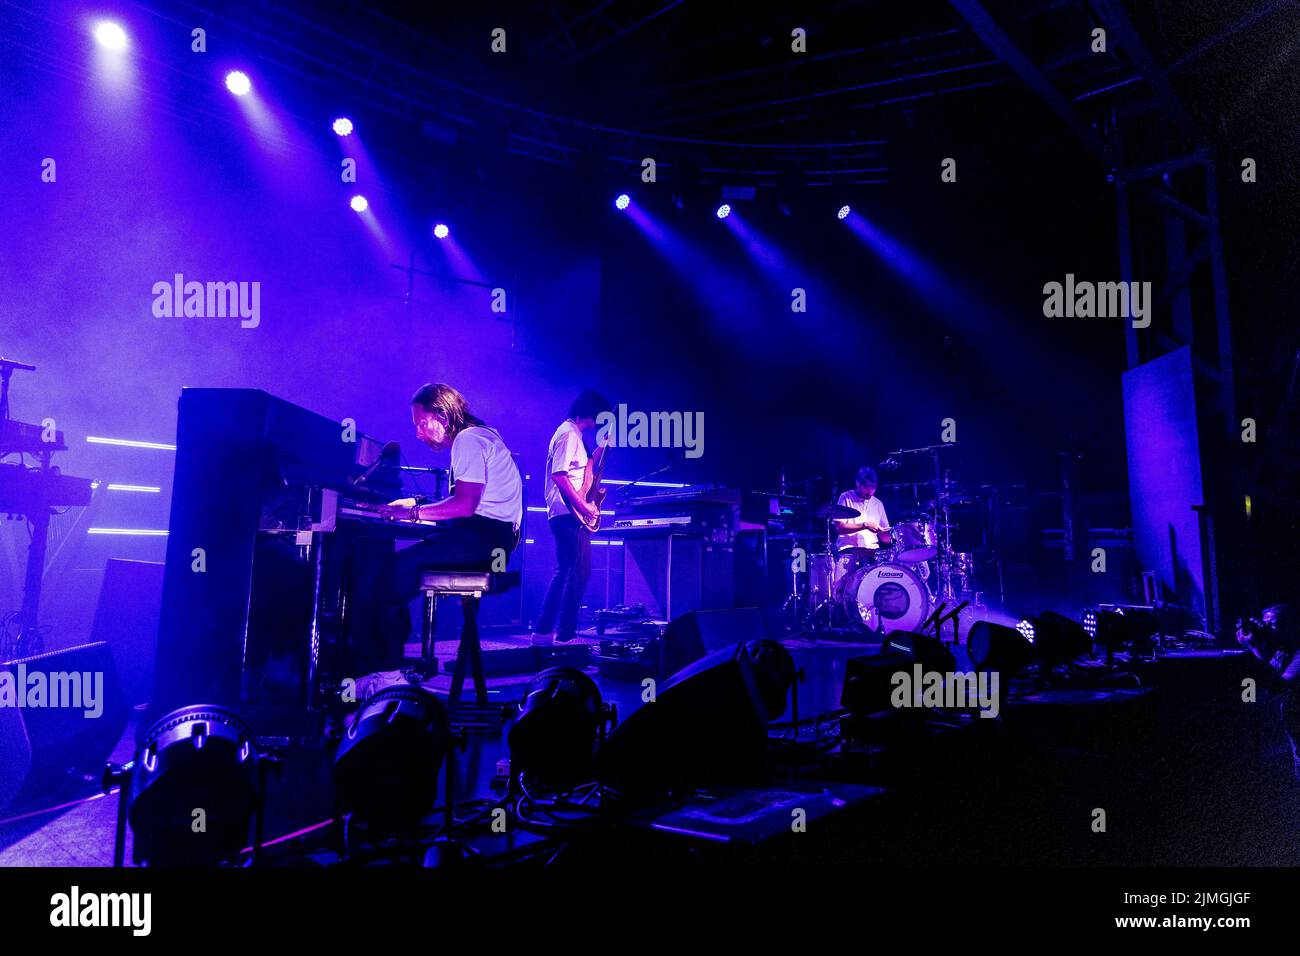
[716,203,731,220]
[615,193,631,211]
[225,71,252,97]
[93,21,128,51]
[332,117,354,136]
[837,204,851,220]
[350,195,369,213]
[432,223,449,239]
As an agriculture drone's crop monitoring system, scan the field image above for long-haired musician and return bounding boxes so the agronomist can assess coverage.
[372,383,523,660]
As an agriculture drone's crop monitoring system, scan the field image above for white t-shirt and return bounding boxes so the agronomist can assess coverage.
[543,420,588,520]
[450,426,523,529]
[835,490,890,550]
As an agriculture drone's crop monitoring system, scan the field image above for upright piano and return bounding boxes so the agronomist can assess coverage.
[149,388,439,736]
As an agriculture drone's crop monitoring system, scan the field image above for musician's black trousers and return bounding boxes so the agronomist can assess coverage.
[535,515,591,639]
[374,515,517,666]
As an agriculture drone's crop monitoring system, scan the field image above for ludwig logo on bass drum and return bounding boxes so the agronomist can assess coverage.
[879,571,904,578]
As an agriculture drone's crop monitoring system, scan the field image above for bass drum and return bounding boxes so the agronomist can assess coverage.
[840,562,931,636]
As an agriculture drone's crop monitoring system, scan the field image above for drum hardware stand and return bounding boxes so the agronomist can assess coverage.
[788,666,806,739]
[810,514,839,629]
[886,442,963,605]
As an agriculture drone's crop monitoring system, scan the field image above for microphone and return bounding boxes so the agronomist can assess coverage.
[352,440,400,486]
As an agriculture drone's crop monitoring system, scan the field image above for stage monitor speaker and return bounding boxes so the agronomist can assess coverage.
[0,641,129,810]
[840,649,918,717]
[90,558,164,707]
[658,606,768,678]
[597,643,770,799]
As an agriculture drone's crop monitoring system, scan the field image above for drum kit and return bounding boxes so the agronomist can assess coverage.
[778,444,988,640]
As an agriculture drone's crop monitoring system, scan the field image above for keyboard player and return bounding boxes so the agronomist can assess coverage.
[369,383,523,662]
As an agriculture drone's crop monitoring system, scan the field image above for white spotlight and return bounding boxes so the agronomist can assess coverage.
[225,71,252,97]
[93,22,128,51]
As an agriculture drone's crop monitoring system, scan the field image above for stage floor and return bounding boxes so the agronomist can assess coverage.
[4,634,1300,867]
[0,629,895,866]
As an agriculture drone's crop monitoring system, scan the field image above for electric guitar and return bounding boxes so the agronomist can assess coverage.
[572,438,610,532]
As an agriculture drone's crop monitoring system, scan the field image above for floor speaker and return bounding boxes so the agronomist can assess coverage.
[0,641,129,809]
[658,606,768,678]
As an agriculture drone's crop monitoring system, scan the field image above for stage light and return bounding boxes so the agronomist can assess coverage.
[349,195,369,213]
[332,117,354,136]
[886,630,957,673]
[1082,609,1099,639]
[87,527,168,536]
[716,203,731,220]
[432,223,449,239]
[508,667,609,789]
[1016,618,1036,643]
[93,21,128,51]
[968,620,1034,677]
[1025,611,1093,666]
[86,435,176,450]
[614,193,631,211]
[1092,606,1159,654]
[837,204,851,220]
[126,705,261,865]
[334,686,451,828]
[225,71,251,97]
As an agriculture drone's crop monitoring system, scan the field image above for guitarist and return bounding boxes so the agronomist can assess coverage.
[533,390,612,645]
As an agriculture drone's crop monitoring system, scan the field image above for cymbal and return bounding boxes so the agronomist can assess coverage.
[921,493,973,507]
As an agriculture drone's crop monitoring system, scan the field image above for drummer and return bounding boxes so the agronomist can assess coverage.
[832,466,892,552]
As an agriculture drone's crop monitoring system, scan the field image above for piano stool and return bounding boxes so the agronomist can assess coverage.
[417,570,521,716]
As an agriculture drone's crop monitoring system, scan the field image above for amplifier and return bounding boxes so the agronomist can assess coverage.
[623,536,734,620]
